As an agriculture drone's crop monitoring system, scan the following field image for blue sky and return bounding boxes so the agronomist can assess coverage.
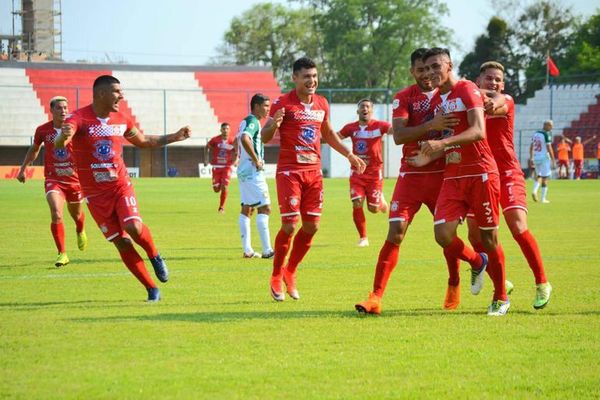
[1,0,598,66]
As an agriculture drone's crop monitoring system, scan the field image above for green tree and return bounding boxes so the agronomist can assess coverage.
[561,11,600,82]
[217,3,321,88]
[302,0,453,99]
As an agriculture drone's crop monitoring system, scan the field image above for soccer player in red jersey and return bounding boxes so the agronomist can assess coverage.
[261,57,366,301]
[465,61,552,309]
[17,96,88,268]
[337,99,391,247]
[355,48,461,314]
[55,75,191,302]
[420,48,509,316]
[205,123,237,213]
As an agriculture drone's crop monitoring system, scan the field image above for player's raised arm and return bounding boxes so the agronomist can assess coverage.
[321,120,366,173]
[16,142,42,183]
[261,107,284,143]
[55,122,76,149]
[393,113,459,145]
[422,108,485,156]
[126,126,192,148]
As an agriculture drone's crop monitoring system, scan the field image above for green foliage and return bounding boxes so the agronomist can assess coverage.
[1,178,600,398]
[561,12,600,82]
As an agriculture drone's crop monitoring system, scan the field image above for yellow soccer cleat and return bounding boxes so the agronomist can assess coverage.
[55,252,70,268]
[77,230,88,251]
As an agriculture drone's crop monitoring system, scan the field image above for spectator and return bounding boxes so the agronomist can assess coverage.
[572,135,597,180]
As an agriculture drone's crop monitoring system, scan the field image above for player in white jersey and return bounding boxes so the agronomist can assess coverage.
[529,120,555,203]
[237,93,274,258]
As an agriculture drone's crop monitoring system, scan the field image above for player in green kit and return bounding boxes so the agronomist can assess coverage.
[237,93,275,258]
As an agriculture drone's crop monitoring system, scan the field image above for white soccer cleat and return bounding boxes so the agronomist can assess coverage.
[541,199,550,204]
[487,299,511,316]
[470,253,488,295]
[357,238,369,247]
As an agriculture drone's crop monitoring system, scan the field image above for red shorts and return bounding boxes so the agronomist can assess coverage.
[349,171,383,208]
[212,166,232,188]
[435,173,500,230]
[86,184,143,241]
[557,159,569,169]
[276,169,323,223]
[45,180,83,203]
[389,172,443,223]
[499,169,528,213]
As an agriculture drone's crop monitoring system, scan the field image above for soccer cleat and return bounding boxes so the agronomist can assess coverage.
[146,287,161,302]
[270,275,285,301]
[283,269,300,300]
[532,192,538,202]
[487,299,511,316]
[77,230,88,251]
[261,250,275,259]
[443,284,460,310]
[533,282,552,309]
[149,253,169,282]
[243,252,260,258]
[55,252,69,268]
[541,199,550,204]
[505,280,514,295]
[470,252,488,295]
[218,207,225,214]
[357,238,370,247]
[355,292,382,315]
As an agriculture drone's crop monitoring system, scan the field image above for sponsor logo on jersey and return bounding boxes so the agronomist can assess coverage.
[355,140,368,154]
[93,140,115,161]
[392,98,400,109]
[53,147,69,162]
[300,126,317,144]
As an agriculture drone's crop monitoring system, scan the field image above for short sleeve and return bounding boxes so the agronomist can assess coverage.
[392,91,409,120]
[33,126,44,146]
[64,112,80,134]
[544,132,552,144]
[339,123,352,138]
[461,81,484,110]
[269,96,284,118]
[380,121,392,134]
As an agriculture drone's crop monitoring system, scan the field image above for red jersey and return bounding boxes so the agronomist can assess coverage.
[392,84,445,173]
[339,119,391,176]
[270,89,329,172]
[485,94,520,172]
[65,104,135,197]
[432,80,497,178]
[34,121,79,184]
[207,135,236,166]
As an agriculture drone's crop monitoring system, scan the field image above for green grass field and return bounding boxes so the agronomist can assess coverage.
[1,177,599,399]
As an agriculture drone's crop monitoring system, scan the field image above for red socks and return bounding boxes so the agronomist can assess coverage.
[286,229,315,274]
[118,246,156,289]
[514,230,547,284]
[219,190,228,209]
[352,208,367,239]
[443,236,483,269]
[272,229,293,278]
[486,244,507,301]
[131,224,158,258]
[50,222,65,253]
[75,213,85,233]
[372,240,400,297]
[444,252,460,287]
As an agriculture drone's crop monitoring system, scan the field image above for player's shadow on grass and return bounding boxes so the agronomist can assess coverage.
[0,299,127,310]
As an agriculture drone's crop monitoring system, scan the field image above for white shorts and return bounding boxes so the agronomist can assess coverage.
[239,172,270,207]
[534,159,552,178]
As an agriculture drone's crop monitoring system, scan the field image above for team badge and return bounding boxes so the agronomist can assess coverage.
[289,196,299,207]
[392,99,400,109]
[54,147,69,161]
[93,139,114,161]
[355,140,368,154]
[100,224,108,233]
[391,201,399,212]
[300,126,316,144]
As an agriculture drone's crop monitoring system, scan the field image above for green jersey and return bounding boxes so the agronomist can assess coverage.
[236,114,263,180]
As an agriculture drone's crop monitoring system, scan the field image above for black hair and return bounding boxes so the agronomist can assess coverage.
[410,48,429,66]
[423,47,451,62]
[221,122,230,128]
[356,98,372,108]
[93,75,120,90]
[293,57,317,74]
[250,93,270,109]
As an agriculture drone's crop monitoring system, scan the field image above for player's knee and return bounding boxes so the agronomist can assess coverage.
[367,205,379,214]
[123,221,142,238]
[258,206,271,215]
[50,210,63,224]
[508,220,528,237]
[281,223,296,235]
[352,199,363,209]
[113,236,133,251]
[386,222,405,244]
[301,222,319,235]
[213,185,220,192]
[434,227,453,247]
[479,231,498,251]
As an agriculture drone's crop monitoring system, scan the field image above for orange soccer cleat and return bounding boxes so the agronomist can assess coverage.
[443,284,461,310]
[283,269,300,300]
[355,292,382,315]
[270,275,285,301]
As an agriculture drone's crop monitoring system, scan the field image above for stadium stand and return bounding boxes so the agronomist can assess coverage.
[514,83,600,165]
[0,63,281,176]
